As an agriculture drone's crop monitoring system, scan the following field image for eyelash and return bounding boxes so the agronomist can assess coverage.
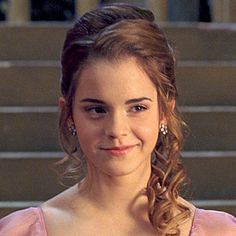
[85,106,107,114]
[130,105,147,112]
[84,104,148,118]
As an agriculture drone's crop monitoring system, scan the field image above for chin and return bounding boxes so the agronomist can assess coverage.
[98,159,151,178]
[104,168,138,177]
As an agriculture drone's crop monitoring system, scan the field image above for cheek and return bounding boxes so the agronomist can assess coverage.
[74,118,101,151]
[135,113,160,147]
[139,123,159,143]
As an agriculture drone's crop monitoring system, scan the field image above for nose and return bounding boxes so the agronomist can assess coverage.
[105,111,129,139]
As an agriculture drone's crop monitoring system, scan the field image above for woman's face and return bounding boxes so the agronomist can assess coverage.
[72,57,162,177]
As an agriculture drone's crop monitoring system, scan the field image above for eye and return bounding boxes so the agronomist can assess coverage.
[86,106,107,114]
[84,106,108,119]
[130,105,147,112]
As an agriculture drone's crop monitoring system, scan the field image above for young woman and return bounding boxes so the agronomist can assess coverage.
[0,4,235,236]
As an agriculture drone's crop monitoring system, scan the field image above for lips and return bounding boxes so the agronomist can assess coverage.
[100,145,136,156]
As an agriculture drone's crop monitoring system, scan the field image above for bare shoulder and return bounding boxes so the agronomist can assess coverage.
[41,185,82,235]
[192,209,236,235]
[42,184,78,209]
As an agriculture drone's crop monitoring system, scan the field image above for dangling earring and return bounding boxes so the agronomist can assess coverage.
[160,123,168,135]
[68,124,77,136]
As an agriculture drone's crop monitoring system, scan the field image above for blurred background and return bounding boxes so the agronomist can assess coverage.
[0,0,236,218]
[1,0,236,22]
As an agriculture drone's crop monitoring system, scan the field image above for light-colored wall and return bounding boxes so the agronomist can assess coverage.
[75,0,99,16]
[212,0,236,22]
[7,0,30,24]
[147,0,168,22]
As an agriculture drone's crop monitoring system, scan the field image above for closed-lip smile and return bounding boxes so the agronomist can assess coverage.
[100,145,137,156]
[102,145,136,150]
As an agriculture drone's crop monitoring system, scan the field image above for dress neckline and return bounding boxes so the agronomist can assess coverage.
[38,206,199,236]
[38,207,48,236]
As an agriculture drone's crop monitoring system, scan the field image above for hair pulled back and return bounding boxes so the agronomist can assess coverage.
[58,4,190,235]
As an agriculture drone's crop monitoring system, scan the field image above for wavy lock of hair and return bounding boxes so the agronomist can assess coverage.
[58,4,190,235]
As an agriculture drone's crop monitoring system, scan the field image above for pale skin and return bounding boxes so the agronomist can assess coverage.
[41,57,196,235]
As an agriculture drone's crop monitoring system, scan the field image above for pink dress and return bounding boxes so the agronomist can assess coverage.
[0,207,235,235]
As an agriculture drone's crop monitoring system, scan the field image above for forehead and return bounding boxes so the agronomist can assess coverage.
[75,57,157,101]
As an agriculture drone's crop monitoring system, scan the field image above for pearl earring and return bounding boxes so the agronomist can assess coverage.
[160,123,168,135]
[68,125,77,136]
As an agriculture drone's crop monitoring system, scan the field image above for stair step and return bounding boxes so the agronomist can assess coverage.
[0,107,60,151]
[164,23,236,61]
[0,24,66,61]
[181,106,236,150]
[177,61,236,106]
[0,151,235,201]
[0,152,66,201]
[1,106,236,151]
[0,61,235,106]
[0,61,60,106]
[0,201,42,218]
[0,23,236,60]
[182,151,236,199]
[191,199,236,216]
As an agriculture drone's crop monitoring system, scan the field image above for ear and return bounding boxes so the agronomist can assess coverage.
[58,97,74,126]
[160,99,176,124]
[58,96,66,109]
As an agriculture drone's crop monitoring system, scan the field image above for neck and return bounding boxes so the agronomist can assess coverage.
[78,160,151,215]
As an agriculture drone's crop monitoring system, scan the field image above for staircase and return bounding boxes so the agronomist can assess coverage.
[0,22,236,218]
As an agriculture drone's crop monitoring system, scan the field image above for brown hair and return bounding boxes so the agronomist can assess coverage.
[58,4,190,235]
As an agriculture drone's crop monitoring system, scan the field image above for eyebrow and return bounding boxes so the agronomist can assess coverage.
[80,98,105,104]
[125,97,153,104]
[80,97,153,104]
